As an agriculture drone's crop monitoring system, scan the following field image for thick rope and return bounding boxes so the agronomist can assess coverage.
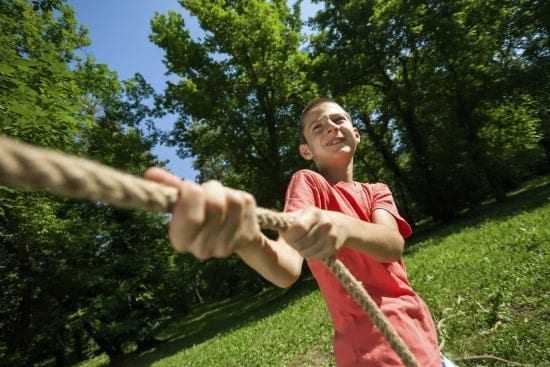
[0,135,419,367]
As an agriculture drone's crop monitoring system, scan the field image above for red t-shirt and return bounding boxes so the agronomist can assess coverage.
[284,169,440,367]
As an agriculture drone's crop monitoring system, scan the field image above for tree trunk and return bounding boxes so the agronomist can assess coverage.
[54,335,66,367]
[84,323,124,364]
[73,329,84,359]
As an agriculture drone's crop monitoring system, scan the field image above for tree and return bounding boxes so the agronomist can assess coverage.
[0,1,93,365]
[150,0,318,208]
[0,2,182,365]
[150,0,319,297]
[308,0,547,221]
[0,0,91,149]
[65,72,178,363]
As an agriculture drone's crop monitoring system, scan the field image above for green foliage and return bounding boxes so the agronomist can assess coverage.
[476,94,543,184]
[0,190,81,366]
[150,0,317,208]
[308,0,547,222]
[0,0,90,149]
[0,68,179,365]
[57,74,182,363]
[0,1,96,365]
[67,206,173,362]
[0,2,182,365]
[150,0,321,313]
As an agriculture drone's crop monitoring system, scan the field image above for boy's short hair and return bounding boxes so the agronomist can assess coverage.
[299,97,338,144]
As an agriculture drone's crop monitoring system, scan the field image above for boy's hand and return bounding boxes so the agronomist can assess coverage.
[281,207,347,260]
[144,167,262,259]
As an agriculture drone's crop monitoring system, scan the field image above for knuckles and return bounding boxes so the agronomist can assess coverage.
[169,237,190,254]
[193,247,211,260]
[167,182,258,261]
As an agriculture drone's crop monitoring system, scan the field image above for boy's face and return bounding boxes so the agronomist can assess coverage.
[299,102,360,166]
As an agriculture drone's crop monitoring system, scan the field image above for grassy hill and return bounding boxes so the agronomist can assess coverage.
[78,176,550,367]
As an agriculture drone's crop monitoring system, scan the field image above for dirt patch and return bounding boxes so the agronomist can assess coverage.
[287,346,334,367]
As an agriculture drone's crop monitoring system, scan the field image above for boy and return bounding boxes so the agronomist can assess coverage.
[145,98,451,366]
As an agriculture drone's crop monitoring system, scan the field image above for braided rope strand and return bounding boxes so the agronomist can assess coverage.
[324,256,420,367]
[0,135,419,367]
[0,136,179,212]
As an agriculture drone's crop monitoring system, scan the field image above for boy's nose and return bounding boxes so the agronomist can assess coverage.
[327,120,339,134]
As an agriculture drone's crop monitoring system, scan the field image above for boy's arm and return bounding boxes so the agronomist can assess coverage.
[144,167,303,288]
[281,207,404,263]
[236,235,303,288]
[344,208,405,262]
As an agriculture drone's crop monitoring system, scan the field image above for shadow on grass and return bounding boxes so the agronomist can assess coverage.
[405,175,550,255]
[116,277,319,366]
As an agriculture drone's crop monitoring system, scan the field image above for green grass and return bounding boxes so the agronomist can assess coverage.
[405,177,550,366]
[76,281,335,367]
[78,176,550,367]
[144,282,334,367]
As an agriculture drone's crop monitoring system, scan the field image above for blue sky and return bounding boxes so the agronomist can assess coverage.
[68,0,321,180]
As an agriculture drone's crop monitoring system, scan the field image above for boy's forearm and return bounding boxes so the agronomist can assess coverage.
[236,235,303,288]
[338,214,405,262]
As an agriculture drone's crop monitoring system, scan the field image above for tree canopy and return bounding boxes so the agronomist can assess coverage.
[1,1,181,364]
[150,0,319,208]
[307,0,548,220]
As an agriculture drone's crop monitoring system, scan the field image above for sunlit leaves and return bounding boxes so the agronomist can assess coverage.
[151,0,316,208]
[309,0,547,221]
[0,0,89,149]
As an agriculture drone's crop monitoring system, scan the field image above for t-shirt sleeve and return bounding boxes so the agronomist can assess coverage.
[284,170,318,213]
[371,183,412,238]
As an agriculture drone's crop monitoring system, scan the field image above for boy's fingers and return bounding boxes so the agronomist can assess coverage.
[201,180,227,222]
[144,167,183,188]
[301,239,334,260]
[168,182,205,252]
[286,208,317,244]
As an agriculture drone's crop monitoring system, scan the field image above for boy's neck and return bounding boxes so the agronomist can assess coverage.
[318,162,354,184]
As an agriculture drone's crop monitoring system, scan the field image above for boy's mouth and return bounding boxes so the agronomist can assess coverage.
[326,137,344,147]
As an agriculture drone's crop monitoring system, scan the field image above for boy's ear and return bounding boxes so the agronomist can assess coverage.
[299,143,314,160]
[354,127,361,142]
